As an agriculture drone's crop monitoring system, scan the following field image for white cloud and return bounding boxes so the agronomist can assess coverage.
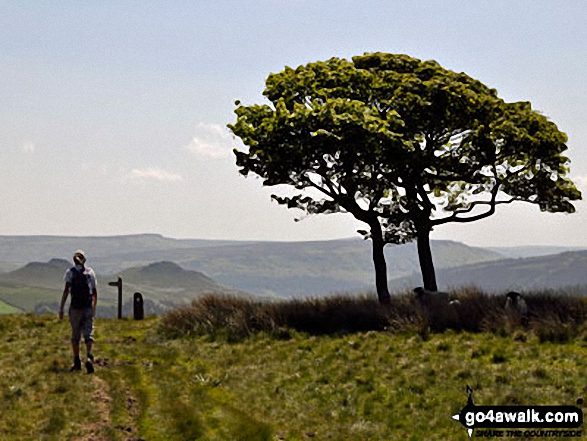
[22,142,35,154]
[185,122,237,159]
[129,167,183,182]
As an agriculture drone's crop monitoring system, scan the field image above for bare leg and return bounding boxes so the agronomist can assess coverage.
[70,343,82,371]
[85,341,95,373]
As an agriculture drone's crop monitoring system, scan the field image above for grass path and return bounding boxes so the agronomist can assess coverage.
[74,376,113,441]
[0,314,270,440]
[1,314,587,440]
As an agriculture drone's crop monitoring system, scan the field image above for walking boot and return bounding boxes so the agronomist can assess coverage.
[70,356,82,372]
[85,356,94,374]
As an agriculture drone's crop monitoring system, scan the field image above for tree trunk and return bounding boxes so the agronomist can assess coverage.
[370,227,391,305]
[416,229,438,291]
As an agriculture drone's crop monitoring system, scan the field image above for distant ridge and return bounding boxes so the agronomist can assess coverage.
[0,258,251,316]
[0,258,71,290]
[118,261,238,297]
[431,250,587,293]
[487,245,587,259]
[0,234,261,273]
[23,258,71,270]
[0,234,585,300]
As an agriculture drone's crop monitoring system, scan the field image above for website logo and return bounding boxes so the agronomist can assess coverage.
[452,386,583,438]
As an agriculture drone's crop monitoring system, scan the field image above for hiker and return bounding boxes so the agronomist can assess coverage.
[59,250,98,373]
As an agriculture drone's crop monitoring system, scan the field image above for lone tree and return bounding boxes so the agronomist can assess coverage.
[229,53,581,304]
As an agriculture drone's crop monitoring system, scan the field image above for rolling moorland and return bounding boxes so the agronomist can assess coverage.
[0,235,586,316]
[2,291,587,440]
[2,236,587,440]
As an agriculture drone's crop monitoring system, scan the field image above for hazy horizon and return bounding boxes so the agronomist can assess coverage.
[2,1,586,248]
[0,232,586,252]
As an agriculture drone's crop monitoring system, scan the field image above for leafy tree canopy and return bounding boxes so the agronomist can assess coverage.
[229,52,581,296]
[230,53,580,242]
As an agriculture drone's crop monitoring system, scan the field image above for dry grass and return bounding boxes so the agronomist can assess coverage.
[4,290,587,440]
[160,288,587,342]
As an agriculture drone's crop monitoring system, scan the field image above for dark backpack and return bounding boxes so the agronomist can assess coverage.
[70,267,92,309]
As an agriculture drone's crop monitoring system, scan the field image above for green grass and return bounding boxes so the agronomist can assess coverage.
[0,284,120,315]
[0,299,20,314]
[1,308,587,440]
[0,285,58,311]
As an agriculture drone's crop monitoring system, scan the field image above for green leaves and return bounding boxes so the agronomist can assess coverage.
[229,52,581,243]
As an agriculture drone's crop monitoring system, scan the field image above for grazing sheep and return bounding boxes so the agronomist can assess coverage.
[505,291,528,318]
[413,287,459,331]
[413,287,450,307]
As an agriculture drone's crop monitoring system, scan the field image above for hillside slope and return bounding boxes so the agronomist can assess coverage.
[0,234,248,273]
[168,239,503,297]
[431,250,587,293]
[0,259,250,315]
[0,235,505,297]
[2,235,586,298]
[0,258,70,290]
[1,314,586,440]
[117,261,254,304]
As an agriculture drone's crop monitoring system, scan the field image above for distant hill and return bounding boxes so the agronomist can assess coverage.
[139,238,504,297]
[0,259,73,313]
[0,258,70,290]
[400,250,587,294]
[487,245,587,259]
[120,261,217,287]
[116,261,253,304]
[0,234,254,274]
[0,259,251,316]
[0,235,504,298]
[2,234,586,300]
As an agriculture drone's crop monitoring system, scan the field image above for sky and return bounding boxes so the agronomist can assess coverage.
[1,0,587,247]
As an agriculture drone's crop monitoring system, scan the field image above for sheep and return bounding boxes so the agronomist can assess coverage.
[505,291,528,325]
[413,287,459,331]
[413,287,450,307]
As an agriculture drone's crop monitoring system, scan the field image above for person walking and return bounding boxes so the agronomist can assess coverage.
[59,250,98,373]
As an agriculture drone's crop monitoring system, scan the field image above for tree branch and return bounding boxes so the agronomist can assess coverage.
[416,181,435,213]
[434,197,531,225]
[368,165,385,211]
[432,178,499,226]
[305,171,374,223]
[430,171,538,226]
[306,178,336,200]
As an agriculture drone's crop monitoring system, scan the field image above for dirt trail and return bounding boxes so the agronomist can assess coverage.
[73,372,142,441]
[73,376,112,441]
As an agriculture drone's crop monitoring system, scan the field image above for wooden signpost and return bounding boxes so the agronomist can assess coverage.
[108,277,144,320]
[108,277,123,319]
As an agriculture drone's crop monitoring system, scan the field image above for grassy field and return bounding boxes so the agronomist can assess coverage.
[0,299,20,314]
[1,299,587,440]
[0,285,58,312]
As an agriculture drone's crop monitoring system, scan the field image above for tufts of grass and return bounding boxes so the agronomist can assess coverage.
[161,288,587,343]
[41,408,66,436]
[3,307,587,440]
[160,293,423,341]
[533,316,575,343]
[276,295,399,335]
[160,294,280,342]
